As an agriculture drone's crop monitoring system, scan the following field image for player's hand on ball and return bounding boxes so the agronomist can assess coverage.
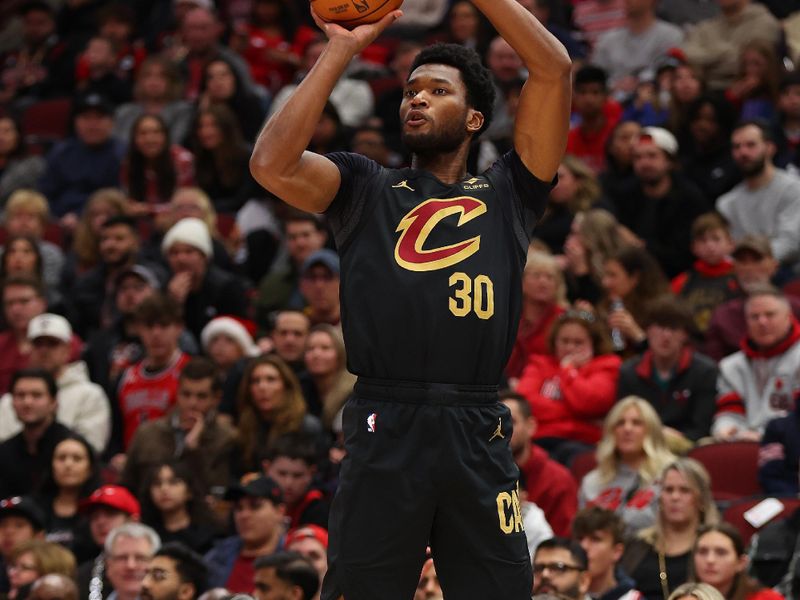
[310,7,402,55]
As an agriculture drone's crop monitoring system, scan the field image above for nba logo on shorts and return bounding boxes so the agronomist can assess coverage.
[353,0,369,13]
[367,413,377,432]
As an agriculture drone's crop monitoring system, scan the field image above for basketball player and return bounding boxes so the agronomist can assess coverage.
[250,1,571,597]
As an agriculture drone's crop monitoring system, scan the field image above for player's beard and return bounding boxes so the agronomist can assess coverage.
[401,110,470,155]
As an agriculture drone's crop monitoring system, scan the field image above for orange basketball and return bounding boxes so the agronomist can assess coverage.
[311,0,403,28]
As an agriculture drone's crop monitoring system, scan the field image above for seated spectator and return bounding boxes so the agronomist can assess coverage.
[759,402,800,495]
[252,551,319,600]
[572,506,643,600]
[0,314,110,452]
[112,56,194,147]
[34,435,100,561]
[189,104,257,214]
[269,310,312,375]
[120,114,195,213]
[74,35,132,106]
[38,93,124,227]
[535,156,600,255]
[579,397,675,534]
[516,310,622,466]
[230,0,314,93]
[302,325,354,430]
[600,245,669,355]
[562,209,632,305]
[0,369,73,498]
[774,72,800,170]
[682,0,780,92]
[505,251,567,382]
[88,3,146,87]
[0,1,76,107]
[82,264,198,399]
[103,523,160,600]
[713,286,800,441]
[610,127,709,278]
[284,525,328,594]
[599,120,641,204]
[236,355,322,475]
[0,235,62,313]
[671,213,738,335]
[70,215,146,339]
[571,0,626,52]
[0,116,45,206]
[531,537,591,599]
[140,542,209,600]
[725,40,780,122]
[717,120,800,271]
[75,485,140,600]
[0,497,45,595]
[205,477,286,592]
[29,574,79,600]
[62,188,127,284]
[591,0,683,102]
[268,38,374,129]
[704,236,800,361]
[501,392,578,537]
[254,211,328,326]
[200,316,259,379]
[616,296,718,449]
[621,458,719,600]
[567,66,620,174]
[667,62,703,137]
[692,523,783,600]
[2,189,65,293]
[197,56,267,143]
[112,294,191,456]
[263,433,329,530]
[299,250,341,328]
[122,357,237,495]
[139,462,218,554]
[6,540,76,600]
[162,217,249,341]
[305,101,348,156]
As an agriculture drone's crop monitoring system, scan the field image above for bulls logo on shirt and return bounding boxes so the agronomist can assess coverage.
[394,196,487,272]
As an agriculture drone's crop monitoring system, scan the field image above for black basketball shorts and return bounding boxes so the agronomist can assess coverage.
[321,378,533,600]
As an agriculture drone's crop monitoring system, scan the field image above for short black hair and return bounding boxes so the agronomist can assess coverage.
[179,357,221,392]
[574,65,607,89]
[254,552,319,600]
[263,432,318,466]
[409,43,496,136]
[154,543,209,597]
[643,295,696,333]
[2,275,45,299]
[499,390,532,419]
[10,368,58,399]
[101,214,138,232]
[535,537,589,570]
[283,208,326,232]
[732,118,774,143]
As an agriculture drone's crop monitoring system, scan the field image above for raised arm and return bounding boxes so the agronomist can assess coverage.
[472,0,571,182]
[249,10,402,213]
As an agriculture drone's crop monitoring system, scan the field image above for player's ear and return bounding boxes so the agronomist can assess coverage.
[466,108,483,134]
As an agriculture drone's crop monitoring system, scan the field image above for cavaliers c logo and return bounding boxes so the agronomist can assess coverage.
[394,196,487,272]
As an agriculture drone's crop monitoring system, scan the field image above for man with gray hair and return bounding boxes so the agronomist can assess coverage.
[104,523,161,600]
[713,286,800,441]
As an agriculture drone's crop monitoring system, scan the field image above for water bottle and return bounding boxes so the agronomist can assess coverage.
[610,298,626,352]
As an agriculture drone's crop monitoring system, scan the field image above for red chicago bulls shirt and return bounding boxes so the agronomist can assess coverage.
[325,151,552,384]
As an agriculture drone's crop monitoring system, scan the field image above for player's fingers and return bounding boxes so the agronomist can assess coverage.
[369,9,403,34]
[309,7,330,32]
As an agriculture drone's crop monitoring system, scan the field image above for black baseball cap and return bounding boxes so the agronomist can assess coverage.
[74,93,113,117]
[0,496,45,531]
[224,476,284,505]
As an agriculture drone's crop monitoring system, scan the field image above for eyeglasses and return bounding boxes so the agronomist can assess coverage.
[532,562,584,574]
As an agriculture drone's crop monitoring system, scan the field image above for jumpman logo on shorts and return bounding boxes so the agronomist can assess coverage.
[489,417,504,442]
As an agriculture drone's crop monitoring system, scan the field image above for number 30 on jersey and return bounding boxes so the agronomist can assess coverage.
[449,272,495,319]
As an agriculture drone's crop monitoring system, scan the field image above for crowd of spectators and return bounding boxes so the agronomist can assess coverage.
[4,0,800,598]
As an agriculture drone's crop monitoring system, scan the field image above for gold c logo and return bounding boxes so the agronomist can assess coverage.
[394,197,487,272]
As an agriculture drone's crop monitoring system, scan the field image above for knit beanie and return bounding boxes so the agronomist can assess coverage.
[162,217,213,258]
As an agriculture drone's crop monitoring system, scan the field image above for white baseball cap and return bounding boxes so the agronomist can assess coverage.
[28,313,72,343]
[640,127,678,157]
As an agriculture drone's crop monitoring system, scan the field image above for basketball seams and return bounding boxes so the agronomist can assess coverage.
[311,0,399,24]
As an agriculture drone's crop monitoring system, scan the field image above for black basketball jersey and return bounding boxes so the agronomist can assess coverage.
[325,150,552,385]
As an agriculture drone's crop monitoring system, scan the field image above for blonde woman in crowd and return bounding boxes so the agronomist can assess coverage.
[579,397,675,534]
[621,458,720,600]
[303,324,356,432]
[669,583,726,600]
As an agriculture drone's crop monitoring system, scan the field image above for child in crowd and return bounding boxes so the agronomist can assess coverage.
[671,212,738,335]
